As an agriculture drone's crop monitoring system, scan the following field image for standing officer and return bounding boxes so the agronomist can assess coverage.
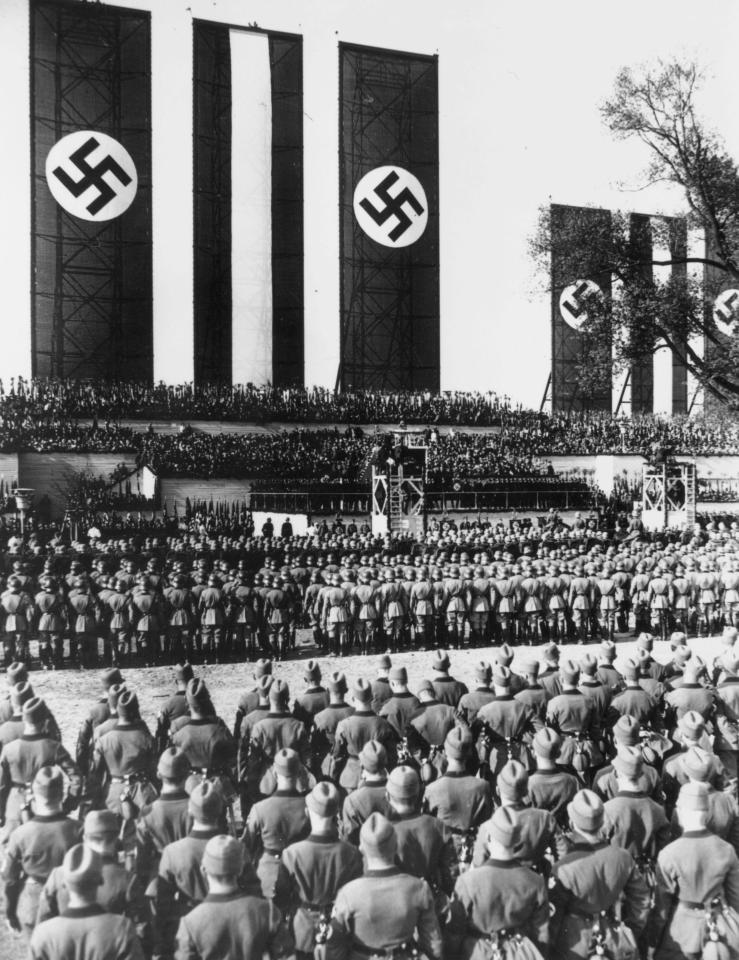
[428,649,468,707]
[332,678,397,792]
[282,782,363,959]
[75,667,124,778]
[233,658,273,738]
[249,680,310,796]
[135,747,191,885]
[91,690,157,817]
[339,741,391,845]
[455,661,495,728]
[171,679,236,801]
[155,662,194,754]
[310,672,354,780]
[292,661,329,730]
[327,813,443,960]
[174,834,292,960]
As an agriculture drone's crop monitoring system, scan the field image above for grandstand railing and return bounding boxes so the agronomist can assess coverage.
[249,488,594,516]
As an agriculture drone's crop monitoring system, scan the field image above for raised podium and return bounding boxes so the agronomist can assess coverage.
[641,460,696,531]
[371,430,427,536]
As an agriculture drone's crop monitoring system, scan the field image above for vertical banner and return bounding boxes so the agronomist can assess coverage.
[669,217,688,415]
[628,213,653,415]
[339,44,440,392]
[193,22,303,387]
[31,0,152,380]
[550,204,612,411]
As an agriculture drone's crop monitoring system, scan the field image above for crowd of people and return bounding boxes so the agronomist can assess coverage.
[4,605,739,957]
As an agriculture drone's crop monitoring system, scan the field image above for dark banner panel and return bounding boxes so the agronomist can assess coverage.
[550,204,612,411]
[269,35,304,387]
[669,218,688,415]
[31,0,152,380]
[193,21,232,385]
[628,213,653,415]
[339,44,439,392]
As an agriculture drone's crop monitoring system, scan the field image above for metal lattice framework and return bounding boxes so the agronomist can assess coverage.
[642,462,696,530]
[339,45,439,392]
[31,0,152,380]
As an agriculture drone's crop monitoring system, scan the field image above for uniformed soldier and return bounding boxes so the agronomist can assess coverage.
[135,747,191,885]
[593,716,664,802]
[1,576,34,667]
[378,666,421,740]
[662,711,725,813]
[34,576,66,671]
[407,680,457,772]
[424,727,492,868]
[549,790,650,959]
[75,667,125,778]
[596,641,624,695]
[514,659,548,731]
[0,661,29,724]
[174,834,292,960]
[715,652,739,787]
[654,781,739,959]
[339,741,391,845]
[448,805,550,960]
[456,661,495,728]
[91,690,157,818]
[30,845,145,960]
[242,747,310,907]
[67,578,100,670]
[232,658,273,738]
[292,660,330,730]
[546,660,602,775]
[527,728,580,827]
[672,746,739,853]
[198,575,227,663]
[282,781,363,959]
[3,766,82,939]
[353,570,381,656]
[474,665,536,776]
[310,672,354,779]
[326,812,443,960]
[0,697,81,836]
[385,765,458,900]
[428,649,468,707]
[370,654,393,714]
[332,678,397,792]
[155,662,194,754]
[249,680,310,796]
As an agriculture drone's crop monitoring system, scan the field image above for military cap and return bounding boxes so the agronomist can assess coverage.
[256,675,274,697]
[360,812,397,858]
[637,633,654,652]
[723,654,739,677]
[682,746,712,782]
[6,662,28,686]
[389,666,408,684]
[541,642,560,665]
[63,845,103,890]
[387,765,420,800]
[674,647,692,665]
[678,710,705,743]
[683,662,701,685]
[157,746,190,781]
[444,726,472,760]
[188,782,224,821]
[359,740,387,773]
[33,765,64,802]
[269,679,290,705]
[107,683,127,711]
[186,678,211,709]
[533,728,561,759]
[496,644,514,667]
[568,790,605,832]
[612,746,643,779]
[487,806,521,848]
[432,649,450,672]
[353,677,373,704]
[254,658,272,678]
[677,781,709,812]
[202,834,244,876]
[522,659,539,678]
[101,667,123,689]
[580,654,597,676]
[327,671,347,695]
[10,681,33,711]
[613,716,640,746]
[670,631,687,649]
[600,641,617,663]
[175,663,194,684]
[376,654,392,671]
[117,690,139,722]
[560,660,580,685]
[493,665,512,688]
[416,679,435,696]
[475,661,493,683]
[304,660,321,681]
[621,658,640,681]
[307,781,341,817]
[84,810,119,838]
[274,747,300,777]
[22,696,47,726]
[497,760,528,800]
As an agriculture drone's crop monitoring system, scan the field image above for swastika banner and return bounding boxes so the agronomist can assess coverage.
[339,45,440,392]
[31,0,152,380]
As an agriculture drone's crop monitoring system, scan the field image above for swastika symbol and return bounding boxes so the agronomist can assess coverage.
[359,170,425,242]
[715,290,739,322]
[45,131,138,222]
[559,279,603,331]
[353,166,429,248]
[52,137,131,216]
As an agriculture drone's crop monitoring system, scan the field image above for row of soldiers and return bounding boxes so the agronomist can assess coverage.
[4,631,739,958]
[5,540,739,669]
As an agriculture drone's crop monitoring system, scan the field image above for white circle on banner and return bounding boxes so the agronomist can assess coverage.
[353,165,428,248]
[559,279,603,331]
[45,130,138,222]
[714,289,739,337]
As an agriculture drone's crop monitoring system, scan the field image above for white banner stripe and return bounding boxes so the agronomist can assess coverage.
[230,29,273,386]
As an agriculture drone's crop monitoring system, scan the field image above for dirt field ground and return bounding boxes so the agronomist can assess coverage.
[0,630,726,958]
